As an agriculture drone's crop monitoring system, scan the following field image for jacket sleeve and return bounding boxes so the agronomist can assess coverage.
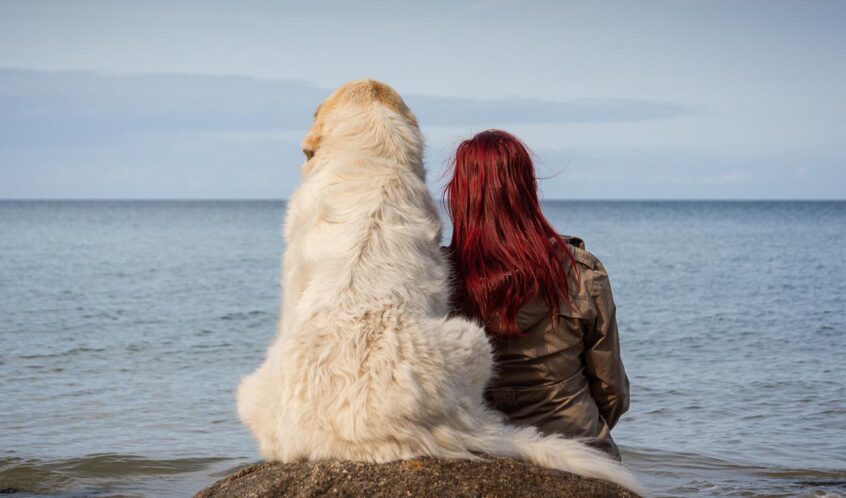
[584,260,630,429]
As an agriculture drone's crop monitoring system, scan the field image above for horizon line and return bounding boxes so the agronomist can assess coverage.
[1,198,844,202]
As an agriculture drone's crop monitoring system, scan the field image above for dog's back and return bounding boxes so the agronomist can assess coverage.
[237,80,643,494]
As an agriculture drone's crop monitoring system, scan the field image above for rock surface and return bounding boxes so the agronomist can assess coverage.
[194,458,639,498]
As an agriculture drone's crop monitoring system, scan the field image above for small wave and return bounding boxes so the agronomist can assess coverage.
[190,342,233,350]
[627,447,846,477]
[80,312,121,321]
[219,310,270,321]
[624,446,846,496]
[0,459,72,494]
[17,347,106,360]
[126,343,147,352]
[754,468,846,481]
[0,454,231,494]
[816,325,841,337]
[46,454,229,476]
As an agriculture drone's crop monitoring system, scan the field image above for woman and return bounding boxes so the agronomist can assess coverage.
[444,129,630,460]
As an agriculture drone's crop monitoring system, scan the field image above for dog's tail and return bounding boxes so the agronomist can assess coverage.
[454,420,644,495]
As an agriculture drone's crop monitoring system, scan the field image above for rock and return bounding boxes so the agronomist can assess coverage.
[194,458,639,498]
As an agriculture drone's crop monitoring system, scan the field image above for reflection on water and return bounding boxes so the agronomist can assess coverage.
[1,200,844,497]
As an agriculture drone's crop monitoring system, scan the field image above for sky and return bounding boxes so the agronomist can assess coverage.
[0,0,844,199]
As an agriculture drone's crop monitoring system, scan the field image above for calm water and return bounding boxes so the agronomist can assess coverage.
[1,200,844,497]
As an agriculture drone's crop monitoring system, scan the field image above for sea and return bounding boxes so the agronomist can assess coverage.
[1,200,844,497]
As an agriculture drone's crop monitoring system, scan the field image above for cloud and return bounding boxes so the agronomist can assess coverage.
[0,69,324,139]
[409,96,693,127]
[1,69,839,199]
[0,68,692,141]
[0,68,694,198]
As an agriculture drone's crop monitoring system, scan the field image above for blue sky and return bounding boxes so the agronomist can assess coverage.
[1,0,844,199]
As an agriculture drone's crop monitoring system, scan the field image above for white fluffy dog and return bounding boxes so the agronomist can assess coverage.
[237,80,642,494]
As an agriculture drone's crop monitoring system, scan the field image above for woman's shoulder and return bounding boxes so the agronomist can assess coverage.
[557,235,612,303]
[559,235,602,271]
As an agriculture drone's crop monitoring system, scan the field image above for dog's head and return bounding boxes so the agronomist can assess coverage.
[300,80,421,175]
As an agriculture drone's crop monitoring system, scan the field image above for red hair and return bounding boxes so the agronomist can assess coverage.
[445,130,577,338]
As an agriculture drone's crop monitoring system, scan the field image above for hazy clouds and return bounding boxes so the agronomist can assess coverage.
[0,69,695,198]
[1,0,843,199]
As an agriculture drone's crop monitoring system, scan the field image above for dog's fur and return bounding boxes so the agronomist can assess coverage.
[236,80,643,494]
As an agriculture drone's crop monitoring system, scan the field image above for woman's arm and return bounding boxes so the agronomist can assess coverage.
[584,260,630,429]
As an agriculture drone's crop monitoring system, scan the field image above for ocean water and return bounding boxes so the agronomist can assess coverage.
[0,200,844,497]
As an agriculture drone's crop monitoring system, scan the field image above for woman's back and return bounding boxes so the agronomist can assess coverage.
[482,236,629,459]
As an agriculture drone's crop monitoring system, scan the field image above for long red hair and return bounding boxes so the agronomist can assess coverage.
[445,130,577,338]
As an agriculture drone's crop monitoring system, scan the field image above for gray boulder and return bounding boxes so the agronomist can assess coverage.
[194,458,640,497]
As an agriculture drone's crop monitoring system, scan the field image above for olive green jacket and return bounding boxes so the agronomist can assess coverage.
[481,236,630,459]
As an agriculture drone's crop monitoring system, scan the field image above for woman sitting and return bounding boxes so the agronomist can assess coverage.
[444,129,630,460]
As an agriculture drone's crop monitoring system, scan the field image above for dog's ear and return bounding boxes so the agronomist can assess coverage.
[300,130,320,176]
[302,131,319,161]
[300,103,325,175]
